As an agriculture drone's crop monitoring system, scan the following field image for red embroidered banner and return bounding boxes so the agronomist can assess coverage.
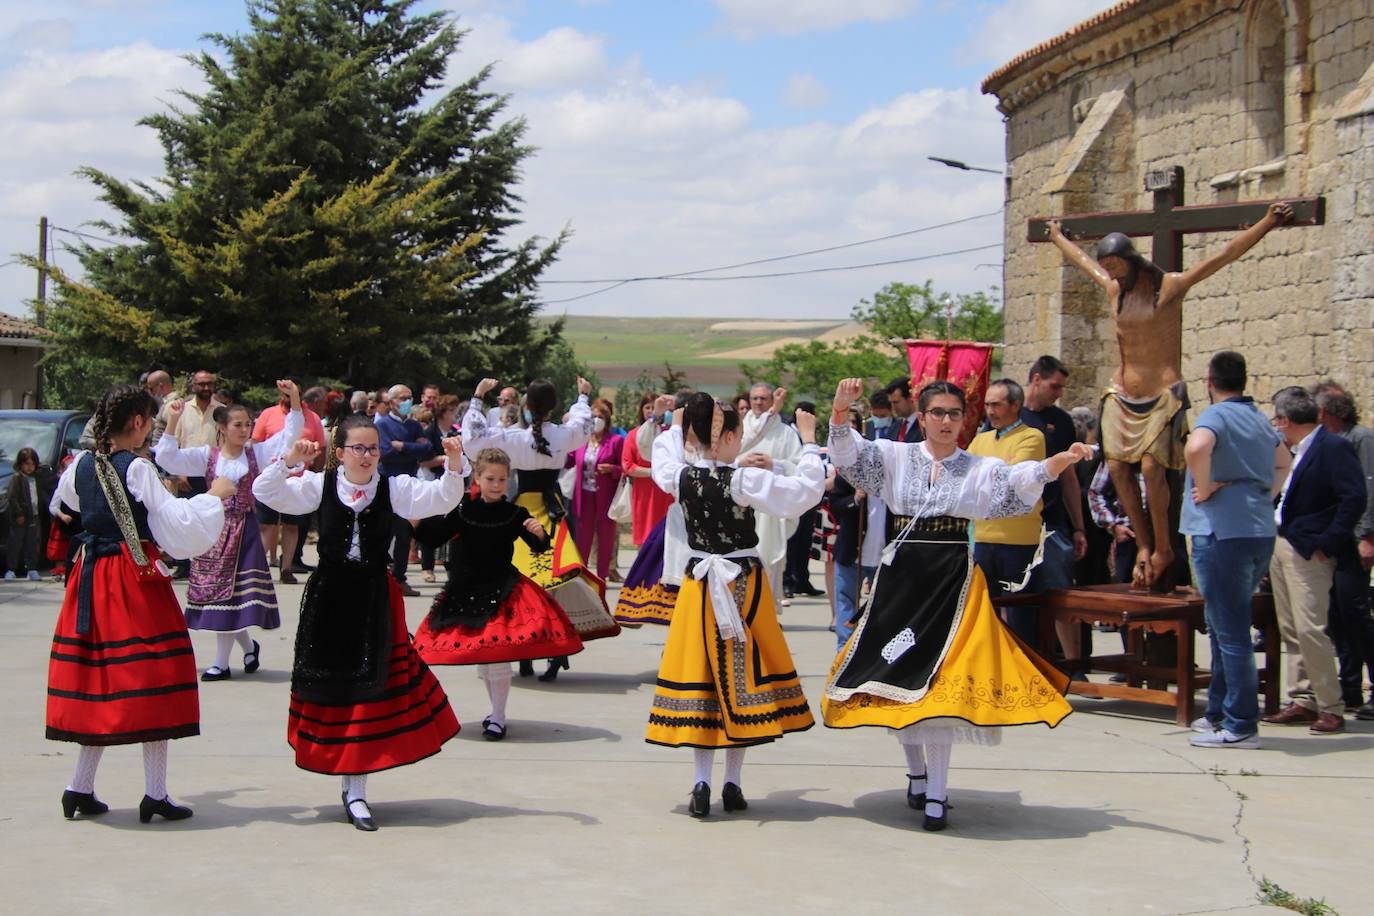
[904,340,997,447]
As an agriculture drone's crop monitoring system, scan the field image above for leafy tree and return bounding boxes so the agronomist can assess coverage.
[739,281,1003,410]
[33,0,565,407]
[611,362,690,429]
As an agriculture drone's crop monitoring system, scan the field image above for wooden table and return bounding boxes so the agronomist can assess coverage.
[993,584,1280,725]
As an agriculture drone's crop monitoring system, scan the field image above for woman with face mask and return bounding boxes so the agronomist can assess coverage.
[155,380,303,681]
[565,398,626,583]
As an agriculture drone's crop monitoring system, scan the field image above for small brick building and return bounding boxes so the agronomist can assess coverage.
[982,0,1373,413]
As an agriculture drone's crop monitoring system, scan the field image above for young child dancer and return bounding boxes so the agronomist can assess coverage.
[154,379,302,680]
[822,379,1089,832]
[462,376,618,682]
[412,448,584,740]
[646,394,824,817]
[47,384,231,822]
[252,416,467,831]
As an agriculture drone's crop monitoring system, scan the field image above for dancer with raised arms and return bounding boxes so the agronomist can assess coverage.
[252,416,468,831]
[463,376,619,681]
[154,379,303,681]
[647,393,824,817]
[823,378,1091,832]
[47,384,231,823]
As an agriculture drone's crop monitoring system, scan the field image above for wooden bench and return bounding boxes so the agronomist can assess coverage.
[993,584,1280,725]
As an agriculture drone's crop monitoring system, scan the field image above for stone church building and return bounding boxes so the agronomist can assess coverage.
[982,0,1372,412]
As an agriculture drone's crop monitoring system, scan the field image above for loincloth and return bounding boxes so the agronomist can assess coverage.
[1099,381,1189,470]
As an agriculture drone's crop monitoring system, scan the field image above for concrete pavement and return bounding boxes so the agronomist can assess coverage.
[1,552,1367,915]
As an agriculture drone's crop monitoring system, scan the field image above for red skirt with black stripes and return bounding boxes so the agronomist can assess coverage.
[46,543,200,746]
[287,578,460,775]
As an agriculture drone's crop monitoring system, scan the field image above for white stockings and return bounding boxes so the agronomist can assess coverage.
[479,663,513,727]
[342,774,369,818]
[143,740,169,801]
[68,745,105,794]
[212,631,255,671]
[691,747,747,787]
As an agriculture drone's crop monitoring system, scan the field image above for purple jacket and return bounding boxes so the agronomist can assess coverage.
[566,434,624,520]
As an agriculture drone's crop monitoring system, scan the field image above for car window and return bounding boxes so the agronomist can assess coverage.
[63,416,89,458]
[0,419,60,465]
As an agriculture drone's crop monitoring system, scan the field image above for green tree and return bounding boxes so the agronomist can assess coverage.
[33,0,565,407]
[738,281,1004,410]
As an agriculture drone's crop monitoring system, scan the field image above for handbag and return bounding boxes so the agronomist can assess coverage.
[607,476,634,522]
[558,465,578,500]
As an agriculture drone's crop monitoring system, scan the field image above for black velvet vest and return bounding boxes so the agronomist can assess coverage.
[678,465,758,554]
[316,470,393,567]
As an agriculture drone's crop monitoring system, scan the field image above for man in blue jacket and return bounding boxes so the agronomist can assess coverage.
[373,383,434,596]
[1262,386,1368,734]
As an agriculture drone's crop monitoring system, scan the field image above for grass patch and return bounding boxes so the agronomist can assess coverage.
[1257,878,1338,915]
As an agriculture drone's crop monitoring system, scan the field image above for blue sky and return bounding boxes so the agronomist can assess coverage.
[0,0,1116,319]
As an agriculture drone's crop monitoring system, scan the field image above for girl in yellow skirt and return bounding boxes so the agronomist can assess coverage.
[462,376,619,682]
[647,393,825,817]
[823,378,1093,831]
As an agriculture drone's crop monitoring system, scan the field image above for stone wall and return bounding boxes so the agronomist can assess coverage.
[989,0,1373,417]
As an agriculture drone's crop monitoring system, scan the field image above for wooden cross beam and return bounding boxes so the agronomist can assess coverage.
[1027,166,1324,272]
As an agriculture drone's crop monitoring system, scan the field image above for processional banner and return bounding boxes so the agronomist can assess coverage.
[904,340,997,448]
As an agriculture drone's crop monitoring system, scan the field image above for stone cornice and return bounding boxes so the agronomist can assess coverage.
[982,0,1236,115]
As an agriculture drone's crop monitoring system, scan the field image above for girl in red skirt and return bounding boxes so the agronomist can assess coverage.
[252,415,467,831]
[413,448,584,740]
[47,384,233,823]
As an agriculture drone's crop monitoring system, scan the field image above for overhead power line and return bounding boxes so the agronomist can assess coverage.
[539,209,1003,285]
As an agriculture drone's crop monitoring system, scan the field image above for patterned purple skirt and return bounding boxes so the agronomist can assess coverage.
[612,516,678,627]
[185,512,281,632]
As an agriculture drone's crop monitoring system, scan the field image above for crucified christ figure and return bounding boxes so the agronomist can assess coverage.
[1046,201,1292,590]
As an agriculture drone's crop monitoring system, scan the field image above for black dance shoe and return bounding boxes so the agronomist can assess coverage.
[688,781,711,818]
[139,795,193,823]
[481,717,507,741]
[922,798,948,832]
[201,666,231,682]
[342,792,378,832]
[243,640,261,674]
[538,656,570,682]
[61,789,109,820]
[518,659,535,678]
[906,773,927,811]
[721,782,748,812]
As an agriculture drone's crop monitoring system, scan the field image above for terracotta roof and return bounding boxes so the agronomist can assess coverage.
[0,312,53,340]
[981,0,1150,95]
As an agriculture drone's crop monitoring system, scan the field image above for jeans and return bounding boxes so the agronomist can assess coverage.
[1191,534,1273,735]
[833,561,875,650]
[1328,565,1374,706]
[973,540,1039,641]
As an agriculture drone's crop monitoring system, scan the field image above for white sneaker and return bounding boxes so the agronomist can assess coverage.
[1190,729,1260,749]
[1190,716,1219,733]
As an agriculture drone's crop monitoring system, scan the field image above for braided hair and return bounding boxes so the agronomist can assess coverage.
[524,379,556,457]
[325,413,378,472]
[681,392,739,453]
[91,384,157,456]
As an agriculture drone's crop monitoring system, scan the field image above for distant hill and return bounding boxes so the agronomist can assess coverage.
[545,314,860,393]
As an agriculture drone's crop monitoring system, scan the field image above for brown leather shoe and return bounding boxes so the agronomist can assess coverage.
[1309,713,1347,733]
[397,582,421,598]
[1261,703,1318,725]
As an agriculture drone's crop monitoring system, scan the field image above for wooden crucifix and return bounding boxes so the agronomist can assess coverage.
[1027,166,1324,591]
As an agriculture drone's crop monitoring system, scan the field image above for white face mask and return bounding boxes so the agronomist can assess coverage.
[593,417,607,433]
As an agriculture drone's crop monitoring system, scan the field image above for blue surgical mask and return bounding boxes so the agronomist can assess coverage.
[870,416,893,431]
[397,398,413,416]
[523,409,533,425]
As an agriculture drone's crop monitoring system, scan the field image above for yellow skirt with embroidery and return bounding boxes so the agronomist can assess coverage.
[822,561,1070,733]
[646,562,814,749]
[512,492,619,641]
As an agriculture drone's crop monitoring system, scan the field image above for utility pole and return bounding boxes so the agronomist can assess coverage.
[35,216,47,408]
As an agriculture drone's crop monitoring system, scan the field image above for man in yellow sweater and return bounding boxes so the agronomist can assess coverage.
[969,379,1046,644]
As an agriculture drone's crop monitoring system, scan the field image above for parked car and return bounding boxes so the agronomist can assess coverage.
[0,410,91,572]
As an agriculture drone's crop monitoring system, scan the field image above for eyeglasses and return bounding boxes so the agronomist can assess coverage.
[342,444,381,457]
[926,408,965,422]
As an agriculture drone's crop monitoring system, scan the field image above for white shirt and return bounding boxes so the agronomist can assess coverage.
[650,426,825,522]
[52,453,226,559]
[252,455,468,560]
[1274,427,1318,524]
[153,409,303,484]
[461,395,593,470]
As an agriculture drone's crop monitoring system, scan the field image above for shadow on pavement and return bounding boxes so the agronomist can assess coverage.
[512,669,657,696]
[669,787,1223,843]
[68,788,600,831]
[453,719,622,744]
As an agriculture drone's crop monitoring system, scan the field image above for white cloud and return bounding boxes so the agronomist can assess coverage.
[783,73,830,109]
[972,0,1122,68]
[714,0,924,38]
[454,16,610,91]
